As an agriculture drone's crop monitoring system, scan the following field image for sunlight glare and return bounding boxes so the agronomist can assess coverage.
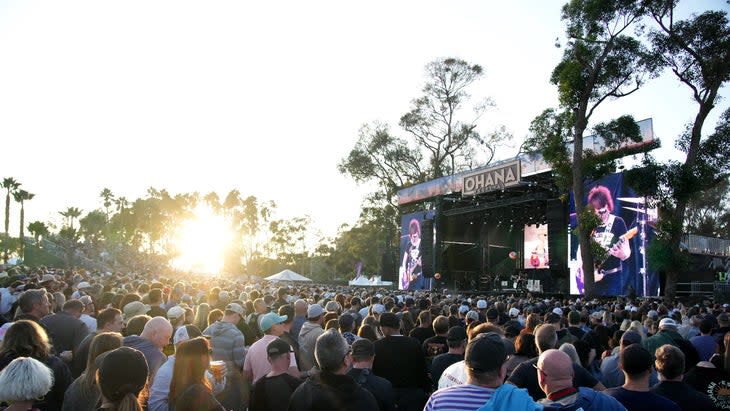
[172,206,232,274]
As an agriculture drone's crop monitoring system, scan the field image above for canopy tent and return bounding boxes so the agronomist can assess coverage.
[265,269,312,282]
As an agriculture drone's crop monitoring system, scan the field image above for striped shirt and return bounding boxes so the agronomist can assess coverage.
[424,384,495,411]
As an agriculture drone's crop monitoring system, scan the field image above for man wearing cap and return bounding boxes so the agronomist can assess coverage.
[123,301,152,322]
[298,304,325,371]
[644,318,699,368]
[372,312,428,411]
[425,332,540,411]
[204,302,247,411]
[652,344,715,411]
[249,338,303,411]
[347,338,395,411]
[244,311,298,384]
[430,326,467,390]
[148,324,208,411]
[537,349,625,411]
[604,344,680,411]
[289,330,377,411]
[124,316,173,378]
[78,295,97,333]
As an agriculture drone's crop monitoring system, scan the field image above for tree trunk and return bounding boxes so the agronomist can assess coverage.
[19,203,24,260]
[3,192,9,264]
[573,112,596,298]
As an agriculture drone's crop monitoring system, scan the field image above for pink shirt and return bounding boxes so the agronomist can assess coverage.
[243,334,297,383]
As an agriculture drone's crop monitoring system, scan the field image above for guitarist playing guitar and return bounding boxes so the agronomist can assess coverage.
[576,185,632,295]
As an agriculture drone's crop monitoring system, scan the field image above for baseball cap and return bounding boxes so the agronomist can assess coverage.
[458,305,470,314]
[620,330,642,346]
[552,307,563,316]
[307,304,325,319]
[446,326,467,342]
[225,303,245,316]
[96,347,148,402]
[477,300,488,309]
[659,318,678,329]
[371,304,386,315]
[173,324,203,345]
[647,310,659,319]
[167,306,185,320]
[466,310,480,322]
[259,312,288,332]
[509,308,520,318]
[351,338,375,359]
[266,338,293,357]
[123,301,151,320]
[466,332,507,373]
[77,281,91,289]
[620,344,652,375]
[325,301,341,312]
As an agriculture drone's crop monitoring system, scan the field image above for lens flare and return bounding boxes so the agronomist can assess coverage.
[172,206,232,274]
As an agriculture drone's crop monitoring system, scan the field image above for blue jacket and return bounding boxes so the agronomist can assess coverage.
[477,384,543,411]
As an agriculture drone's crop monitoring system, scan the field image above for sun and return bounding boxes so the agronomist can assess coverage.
[172,206,233,274]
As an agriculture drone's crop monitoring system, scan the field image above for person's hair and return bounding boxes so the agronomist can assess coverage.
[408,218,420,236]
[148,289,162,304]
[81,332,123,397]
[323,312,338,325]
[357,324,378,341]
[700,318,713,335]
[559,343,580,364]
[124,315,151,337]
[97,308,122,330]
[433,315,450,334]
[535,324,558,353]
[468,323,504,341]
[0,357,53,402]
[514,333,538,358]
[194,303,210,331]
[400,312,415,336]
[325,318,339,330]
[655,344,685,380]
[278,305,295,325]
[208,309,224,326]
[315,329,349,372]
[525,313,541,330]
[168,337,212,403]
[18,289,46,314]
[118,293,141,310]
[417,310,431,327]
[137,284,150,295]
[588,185,614,212]
[627,321,646,341]
[63,299,84,313]
[52,292,66,313]
[0,320,51,359]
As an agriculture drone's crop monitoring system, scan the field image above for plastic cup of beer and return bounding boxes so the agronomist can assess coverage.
[210,360,225,382]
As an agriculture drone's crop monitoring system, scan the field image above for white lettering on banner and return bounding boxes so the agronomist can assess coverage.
[462,160,521,197]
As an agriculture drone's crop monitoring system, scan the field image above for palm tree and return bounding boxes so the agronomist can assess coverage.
[1,178,21,263]
[59,207,83,230]
[13,190,34,258]
[100,188,114,220]
[27,221,49,246]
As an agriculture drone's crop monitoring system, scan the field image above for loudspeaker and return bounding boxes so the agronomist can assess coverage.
[380,249,396,282]
[421,219,434,277]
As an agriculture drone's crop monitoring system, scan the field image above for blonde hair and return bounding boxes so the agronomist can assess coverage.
[81,332,123,397]
[0,357,54,402]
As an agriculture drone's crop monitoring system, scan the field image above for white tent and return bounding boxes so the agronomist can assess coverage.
[265,269,312,282]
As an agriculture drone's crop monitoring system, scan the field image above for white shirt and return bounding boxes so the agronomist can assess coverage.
[80,314,97,333]
[438,360,467,389]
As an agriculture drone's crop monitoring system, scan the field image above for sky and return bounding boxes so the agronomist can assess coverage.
[0,0,728,243]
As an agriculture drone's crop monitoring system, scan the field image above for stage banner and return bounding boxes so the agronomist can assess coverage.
[524,224,549,269]
[568,172,658,296]
[399,211,435,291]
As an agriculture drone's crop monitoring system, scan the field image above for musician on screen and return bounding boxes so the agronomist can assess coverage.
[577,185,632,296]
[399,218,422,290]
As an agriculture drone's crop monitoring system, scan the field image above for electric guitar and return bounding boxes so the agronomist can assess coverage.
[576,227,637,289]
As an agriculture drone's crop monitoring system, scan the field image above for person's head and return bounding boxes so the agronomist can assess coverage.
[526,313,541,330]
[223,303,245,324]
[17,289,50,319]
[253,298,267,314]
[465,332,508,387]
[0,320,51,359]
[63,299,84,318]
[0,357,53,405]
[433,315,449,335]
[514,333,538,358]
[315,329,351,374]
[148,289,163,305]
[658,318,678,333]
[357,324,378,341]
[294,299,308,316]
[207,309,223,327]
[620,344,653,383]
[351,338,375,368]
[96,347,148,411]
[408,218,421,245]
[537,349,574,396]
[194,303,211,330]
[338,313,355,334]
[568,310,580,326]
[140,317,173,350]
[266,338,294,374]
[378,312,400,336]
[534,324,558,353]
[97,307,124,333]
[169,337,211,402]
[259,312,288,336]
[166,306,186,327]
[446,326,468,353]
[700,318,713,335]
[588,185,613,223]
[559,343,580,364]
[655,344,685,381]
[81,332,123,394]
[123,301,151,322]
[172,324,203,348]
[417,310,431,328]
[307,304,325,324]
[124,315,151,337]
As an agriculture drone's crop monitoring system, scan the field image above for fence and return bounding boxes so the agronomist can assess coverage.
[684,234,730,256]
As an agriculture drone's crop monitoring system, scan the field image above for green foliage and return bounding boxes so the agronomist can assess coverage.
[27,221,49,244]
[523,109,574,190]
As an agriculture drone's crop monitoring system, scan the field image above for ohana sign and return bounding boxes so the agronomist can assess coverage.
[462,160,521,197]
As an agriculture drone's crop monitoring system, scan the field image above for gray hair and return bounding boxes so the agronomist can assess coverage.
[0,357,54,402]
[18,289,47,314]
[559,343,580,364]
[315,329,349,372]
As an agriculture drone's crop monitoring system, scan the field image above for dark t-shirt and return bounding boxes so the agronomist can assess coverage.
[422,335,448,359]
[507,357,598,400]
[684,365,730,410]
[430,353,463,389]
[604,387,681,411]
[372,335,429,391]
[249,373,303,411]
[651,380,715,411]
[409,327,435,345]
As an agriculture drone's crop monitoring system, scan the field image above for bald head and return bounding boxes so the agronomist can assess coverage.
[537,349,574,396]
[141,317,173,349]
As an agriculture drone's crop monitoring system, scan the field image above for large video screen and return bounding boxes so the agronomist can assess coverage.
[524,224,549,269]
[399,211,434,291]
[569,172,658,296]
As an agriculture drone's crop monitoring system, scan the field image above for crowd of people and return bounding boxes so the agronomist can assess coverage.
[0,265,728,411]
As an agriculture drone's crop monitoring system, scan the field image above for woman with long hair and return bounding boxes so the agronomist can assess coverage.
[0,320,72,411]
[168,337,224,411]
[62,332,123,411]
[504,333,538,378]
[96,346,148,411]
[194,303,210,331]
